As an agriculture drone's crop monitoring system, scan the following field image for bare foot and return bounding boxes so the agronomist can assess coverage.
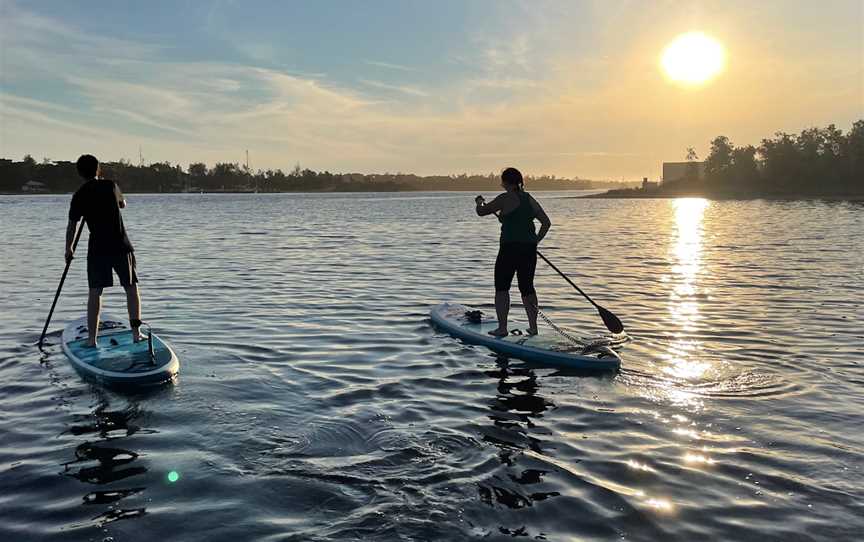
[131,330,144,343]
[488,328,508,337]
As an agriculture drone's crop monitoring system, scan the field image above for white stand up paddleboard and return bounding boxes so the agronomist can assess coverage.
[431,302,621,371]
[61,314,179,385]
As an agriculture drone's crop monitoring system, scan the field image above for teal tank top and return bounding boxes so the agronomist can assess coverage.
[500,192,537,244]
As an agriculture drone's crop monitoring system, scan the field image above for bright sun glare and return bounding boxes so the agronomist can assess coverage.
[661,32,725,86]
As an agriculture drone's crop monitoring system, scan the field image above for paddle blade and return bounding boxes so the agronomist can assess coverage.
[598,306,624,334]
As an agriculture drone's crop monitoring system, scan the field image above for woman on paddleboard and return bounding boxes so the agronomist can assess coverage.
[475,167,551,337]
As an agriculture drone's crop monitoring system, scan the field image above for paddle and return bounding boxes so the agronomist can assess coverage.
[38,220,84,348]
[536,251,625,334]
[482,199,625,334]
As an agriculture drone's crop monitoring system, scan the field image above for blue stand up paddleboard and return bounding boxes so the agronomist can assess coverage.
[431,302,621,371]
[61,314,179,386]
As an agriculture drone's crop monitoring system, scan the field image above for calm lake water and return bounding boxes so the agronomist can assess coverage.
[1,192,862,541]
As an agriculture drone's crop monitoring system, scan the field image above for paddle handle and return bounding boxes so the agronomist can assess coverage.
[38,220,84,348]
[536,250,600,309]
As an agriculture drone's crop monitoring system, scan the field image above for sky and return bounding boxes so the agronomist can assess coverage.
[1,0,861,180]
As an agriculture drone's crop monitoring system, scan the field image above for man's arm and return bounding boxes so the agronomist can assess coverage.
[66,191,82,263]
[65,219,78,263]
[114,182,127,209]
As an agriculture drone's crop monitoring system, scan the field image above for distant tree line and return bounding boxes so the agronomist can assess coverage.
[604,120,863,198]
[699,120,863,196]
[0,156,625,194]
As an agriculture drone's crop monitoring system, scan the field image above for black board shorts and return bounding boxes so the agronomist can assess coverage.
[87,252,138,289]
[495,242,537,296]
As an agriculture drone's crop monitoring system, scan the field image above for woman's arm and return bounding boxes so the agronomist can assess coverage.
[529,195,551,243]
[476,194,502,216]
[476,193,519,216]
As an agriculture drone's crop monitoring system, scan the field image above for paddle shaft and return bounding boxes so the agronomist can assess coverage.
[536,251,600,309]
[38,220,84,347]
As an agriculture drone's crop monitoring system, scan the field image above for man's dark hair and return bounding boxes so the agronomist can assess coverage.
[76,154,99,179]
[502,167,523,189]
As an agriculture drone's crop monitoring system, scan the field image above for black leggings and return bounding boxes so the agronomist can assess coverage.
[495,243,537,296]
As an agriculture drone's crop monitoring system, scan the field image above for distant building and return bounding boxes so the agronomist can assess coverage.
[663,161,705,182]
[641,177,659,190]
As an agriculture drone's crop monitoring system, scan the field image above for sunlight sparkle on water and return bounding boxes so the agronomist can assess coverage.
[673,427,701,439]
[672,198,708,275]
[684,453,716,465]
[660,199,711,394]
[627,460,656,472]
[645,497,675,513]
[664,357,710,380]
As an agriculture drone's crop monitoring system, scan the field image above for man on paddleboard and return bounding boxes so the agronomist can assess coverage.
[66,154,143,347]
[475,167,551,337]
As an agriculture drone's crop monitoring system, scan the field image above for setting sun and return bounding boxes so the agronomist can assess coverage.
[661,32,725,86]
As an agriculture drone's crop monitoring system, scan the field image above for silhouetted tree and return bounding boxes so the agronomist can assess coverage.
[685,147,700,184]
[728,145,759,190]
[704,136,733,186]
[188,162,207,178]
[758,132,800,192]
[686,147,698,161]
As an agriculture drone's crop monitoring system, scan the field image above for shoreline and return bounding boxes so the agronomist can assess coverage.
[1,188,612,196]
[5,188,861,201]
[578,190,864,202]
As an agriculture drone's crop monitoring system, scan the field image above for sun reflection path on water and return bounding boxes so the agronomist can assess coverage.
[610,199,722,516]
[663,198,711,388]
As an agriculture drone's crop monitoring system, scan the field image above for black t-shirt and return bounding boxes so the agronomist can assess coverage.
[68,179,134,256]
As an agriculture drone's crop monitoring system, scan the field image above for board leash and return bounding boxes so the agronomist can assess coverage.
[535,305,587,347]
[534,303,630,351]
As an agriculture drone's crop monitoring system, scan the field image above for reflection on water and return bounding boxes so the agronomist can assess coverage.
[663,199,710,392]
[61,396,151,528]
[479,358,559,512]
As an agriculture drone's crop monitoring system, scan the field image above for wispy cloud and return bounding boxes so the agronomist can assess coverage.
[1,1,161,68]
[363,60,417,72]
[479,33,532,73]
[358,79,429,97]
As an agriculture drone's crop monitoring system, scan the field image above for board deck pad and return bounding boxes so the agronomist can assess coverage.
[61,315,179,384]
[430,302,622,370]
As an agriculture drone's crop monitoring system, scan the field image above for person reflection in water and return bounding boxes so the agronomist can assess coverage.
[475,168,551,337]
[66,154,143,346]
